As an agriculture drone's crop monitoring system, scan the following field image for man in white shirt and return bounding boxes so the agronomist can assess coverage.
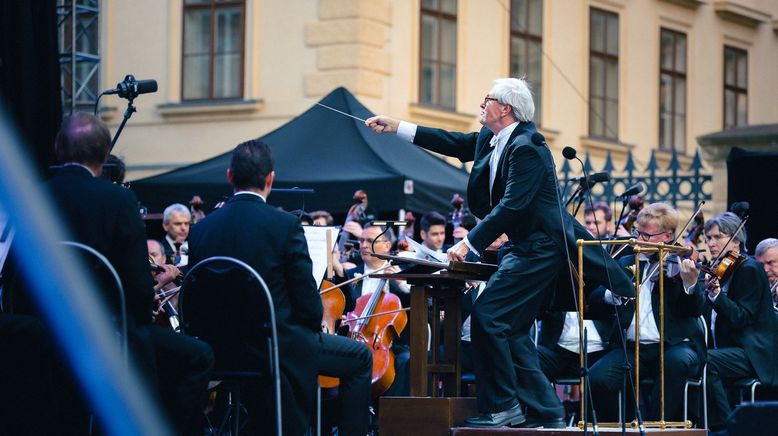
[588,202,704,423]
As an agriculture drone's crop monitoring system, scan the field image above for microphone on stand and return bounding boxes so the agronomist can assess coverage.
[103,75,158,99]
[617,183,645,198]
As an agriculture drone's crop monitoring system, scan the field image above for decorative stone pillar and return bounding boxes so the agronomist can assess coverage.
[304,0,392,99]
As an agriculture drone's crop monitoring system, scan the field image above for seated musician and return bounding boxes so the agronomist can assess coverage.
[703,213,778,432]
[588,202,705,423]
[161,203,191,266]
[6,113,214,434]
[755,238,778,306]
[332,224,411,397]
[311,210,335,226]
[187,139,372,436]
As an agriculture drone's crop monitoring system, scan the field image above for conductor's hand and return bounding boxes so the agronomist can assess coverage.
[447,240,470,263]
[365,115,400,134]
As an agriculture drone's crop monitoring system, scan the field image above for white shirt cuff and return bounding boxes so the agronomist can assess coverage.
[397,121,417,143]
[684,283,696,295]
[708,292,720,302]
[462,236,479,257]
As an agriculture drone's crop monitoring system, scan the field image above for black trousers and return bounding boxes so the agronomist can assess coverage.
[537,344,607,381]
[146,325,215,435]
[317,332,373,436]
[589,341,700,422]
[706,347,757,430]
[0,314,59,435]
[470,239,565,419]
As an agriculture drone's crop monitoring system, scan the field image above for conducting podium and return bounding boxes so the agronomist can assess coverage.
[371,253,496,435]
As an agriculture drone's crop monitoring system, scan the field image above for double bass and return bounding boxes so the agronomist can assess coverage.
[342,279,407,398]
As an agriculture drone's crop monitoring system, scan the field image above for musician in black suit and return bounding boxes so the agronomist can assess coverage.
[702,212,778,432]
[366,77,634,428]
[12,113,214,434]
[187,139,372,436]
[588,202,705,423]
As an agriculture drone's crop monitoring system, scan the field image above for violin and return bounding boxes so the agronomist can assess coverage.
[149,259,182,331]
[618,195,644,233]
[189,195,206,224]
[342,278,407,398]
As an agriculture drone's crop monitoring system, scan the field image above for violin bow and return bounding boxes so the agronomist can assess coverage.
[319,263,394,295]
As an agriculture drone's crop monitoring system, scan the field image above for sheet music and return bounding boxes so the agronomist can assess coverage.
[303,226,339,289]
[404,237,448,263]
[0,205,14,272]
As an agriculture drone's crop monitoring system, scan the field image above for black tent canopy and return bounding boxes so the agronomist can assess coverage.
[131,87,470,215]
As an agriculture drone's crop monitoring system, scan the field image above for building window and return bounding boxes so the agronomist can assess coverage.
[723,46,747,130]
[509,0,542,124]
[659,28,687,152]
[589,8,619,140]
[420,0,457,109]
[182,0,245,101]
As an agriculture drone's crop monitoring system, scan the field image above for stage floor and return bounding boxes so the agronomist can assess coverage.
[450,428,707,435]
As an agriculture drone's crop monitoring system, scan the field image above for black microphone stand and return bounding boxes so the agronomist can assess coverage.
[581,327,599,436]
[111,96,136,151]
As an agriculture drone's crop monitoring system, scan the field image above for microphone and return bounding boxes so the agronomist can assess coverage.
[575,172,610,187]
[369,220,408,227]
[729,201,750,220]
[104,74,158,99]
[562,146,577,160]
[618,183,645,198]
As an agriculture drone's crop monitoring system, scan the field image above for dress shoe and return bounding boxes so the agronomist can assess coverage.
[463,402,526,428]
[516,415,566,428]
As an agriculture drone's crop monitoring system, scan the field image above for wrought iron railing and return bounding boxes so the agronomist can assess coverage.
[559,148,712,210]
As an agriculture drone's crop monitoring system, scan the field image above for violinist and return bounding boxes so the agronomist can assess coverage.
[589,202,706,423]
[703,213,778,432]
[187,139,372,436]
[755,238,778,305]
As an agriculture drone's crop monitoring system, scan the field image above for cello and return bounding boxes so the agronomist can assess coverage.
[342,279,407,398]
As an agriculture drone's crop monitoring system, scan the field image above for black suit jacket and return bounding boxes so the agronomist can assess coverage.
[601,257,707,362]
[413,124,635,307]
[187,193,322,433]
[44,166,155,326]
[706,257,778,385]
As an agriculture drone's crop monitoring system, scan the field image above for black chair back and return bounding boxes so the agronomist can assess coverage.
[179,256,281,436]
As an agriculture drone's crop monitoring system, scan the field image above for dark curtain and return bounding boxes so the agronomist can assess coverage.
[0,0,62,177]
[727,147,778,253]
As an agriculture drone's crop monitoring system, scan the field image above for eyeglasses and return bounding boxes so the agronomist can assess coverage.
[631,228,669,240]
[358,237,389,244]
[482,96,500,106]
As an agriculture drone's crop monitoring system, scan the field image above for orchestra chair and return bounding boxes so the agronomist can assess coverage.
[179,256,282,436]
[60,241,128,435]
[59,241,127,362]
[683,316,708,428]
[731,309,778,404]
